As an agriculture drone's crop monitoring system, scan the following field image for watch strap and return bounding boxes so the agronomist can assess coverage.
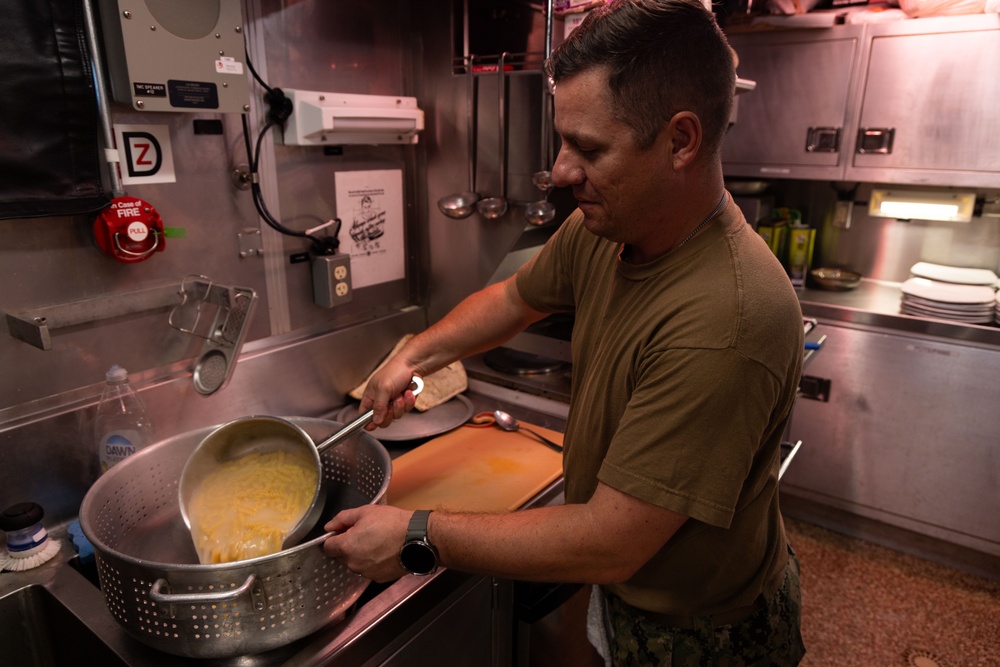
[405,509,433,543]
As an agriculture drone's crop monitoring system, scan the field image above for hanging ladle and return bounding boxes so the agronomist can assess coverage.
[438,55,480,219]
[524,197,556,226]
[178,376,424,557]
[476,52,509,220]
[524,3,557,227]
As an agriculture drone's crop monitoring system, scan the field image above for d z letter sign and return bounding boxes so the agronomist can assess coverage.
[113,124,176,185]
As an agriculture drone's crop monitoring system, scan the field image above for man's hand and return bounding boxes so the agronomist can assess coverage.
[322,505,413,582]
[359,358,421,429]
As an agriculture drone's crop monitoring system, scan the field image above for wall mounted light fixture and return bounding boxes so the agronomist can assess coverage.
[281,90,424,146]
[868,189,976,223]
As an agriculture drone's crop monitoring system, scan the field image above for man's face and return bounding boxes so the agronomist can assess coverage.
[551,68,675,246]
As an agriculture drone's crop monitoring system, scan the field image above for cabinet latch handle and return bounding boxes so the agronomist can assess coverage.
[856,128,895,154]
[805,127,841,153]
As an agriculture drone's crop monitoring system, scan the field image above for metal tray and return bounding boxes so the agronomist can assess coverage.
[336,394,474,441]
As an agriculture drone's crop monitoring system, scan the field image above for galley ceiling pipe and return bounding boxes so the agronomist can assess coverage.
[81,0,124,197]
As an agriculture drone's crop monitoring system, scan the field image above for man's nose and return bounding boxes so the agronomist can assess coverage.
[551,148,583,188]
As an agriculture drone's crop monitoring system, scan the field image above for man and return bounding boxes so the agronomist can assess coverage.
[323,0,806,663]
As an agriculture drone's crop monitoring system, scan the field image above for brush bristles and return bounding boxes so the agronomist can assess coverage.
[0,539,61,572]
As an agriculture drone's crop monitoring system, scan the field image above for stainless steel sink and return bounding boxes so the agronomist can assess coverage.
[0,583,128,667]
[0,391,566,666]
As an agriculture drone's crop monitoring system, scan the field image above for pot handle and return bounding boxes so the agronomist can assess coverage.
[315,376,423,455]
[150,574,265,613]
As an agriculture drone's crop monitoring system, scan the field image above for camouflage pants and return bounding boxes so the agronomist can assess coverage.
[604,546,806,666]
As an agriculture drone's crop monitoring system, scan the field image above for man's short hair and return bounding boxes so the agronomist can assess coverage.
[546,0,736,157]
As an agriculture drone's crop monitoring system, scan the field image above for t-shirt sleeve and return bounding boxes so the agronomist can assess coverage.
[597,347,782,528]
[514,210,584,313]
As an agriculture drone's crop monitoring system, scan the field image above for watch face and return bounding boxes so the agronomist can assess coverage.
[400,541,437,575]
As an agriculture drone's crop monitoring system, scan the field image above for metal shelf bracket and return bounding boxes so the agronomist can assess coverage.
[5,283,184,351]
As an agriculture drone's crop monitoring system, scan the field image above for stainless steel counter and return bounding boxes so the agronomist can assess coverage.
[799,279,1000,348]
[0,390,566,667]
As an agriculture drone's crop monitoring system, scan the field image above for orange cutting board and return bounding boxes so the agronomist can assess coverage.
[387,422,564,512]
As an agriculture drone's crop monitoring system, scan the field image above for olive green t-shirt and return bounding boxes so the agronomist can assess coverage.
[515,197,803,615]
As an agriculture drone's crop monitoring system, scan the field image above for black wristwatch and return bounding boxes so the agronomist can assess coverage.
[399,509,439,575]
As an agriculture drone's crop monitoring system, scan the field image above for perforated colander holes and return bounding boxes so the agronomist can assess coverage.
[190,606,235,637]
[131,577,159,618]
[137,616,181,638]
[316,569,340,606]
[188,604,243,638]
[97,561,126,615]
[264,580,307,622]
[360,467,383,496]
[359,452,385,495]
[327,459,351,485]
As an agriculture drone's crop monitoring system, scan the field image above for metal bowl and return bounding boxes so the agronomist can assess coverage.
[80,417,390,659]
[726,180,771,196]
[809,267,862,291]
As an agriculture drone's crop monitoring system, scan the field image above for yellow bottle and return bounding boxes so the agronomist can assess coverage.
[786,224,815,289]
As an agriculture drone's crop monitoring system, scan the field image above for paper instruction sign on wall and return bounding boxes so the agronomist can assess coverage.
[335,169,405,289]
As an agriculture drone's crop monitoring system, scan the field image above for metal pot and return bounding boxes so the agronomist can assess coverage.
[79,417,391,659]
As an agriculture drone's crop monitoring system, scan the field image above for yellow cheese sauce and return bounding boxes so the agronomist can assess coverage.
[188,450,319,564]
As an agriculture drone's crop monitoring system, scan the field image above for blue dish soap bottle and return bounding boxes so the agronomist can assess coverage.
[94,365,153,473]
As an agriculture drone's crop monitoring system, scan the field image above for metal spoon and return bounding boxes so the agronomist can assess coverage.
[492,409,562,452]
[531,170,553,192]
[524,198,556,226]
[438,55,481,219]
[476,52,509,220]
[526,8,557,224]
[438,190,479,219]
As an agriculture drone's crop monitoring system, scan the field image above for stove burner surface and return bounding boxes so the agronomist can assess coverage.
[484,348,567,376]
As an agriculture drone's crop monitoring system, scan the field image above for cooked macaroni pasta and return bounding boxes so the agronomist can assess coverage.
[188,450,319,564]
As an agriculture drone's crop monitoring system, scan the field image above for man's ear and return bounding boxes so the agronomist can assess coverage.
[668,111,702,171]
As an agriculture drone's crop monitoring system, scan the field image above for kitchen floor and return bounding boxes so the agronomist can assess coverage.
[787,517,1000,667]
[526,518,1000,667]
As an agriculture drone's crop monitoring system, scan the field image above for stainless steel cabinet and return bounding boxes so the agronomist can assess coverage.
[363,576,512,667]
[723,15,1000,187]
[847,14,1000,187]
[783,321,1000,558]
[723,26,864,181]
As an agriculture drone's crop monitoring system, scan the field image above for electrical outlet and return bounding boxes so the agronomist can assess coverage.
[312,253,353,308]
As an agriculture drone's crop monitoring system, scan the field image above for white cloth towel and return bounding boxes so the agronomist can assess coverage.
[586,585,614,667]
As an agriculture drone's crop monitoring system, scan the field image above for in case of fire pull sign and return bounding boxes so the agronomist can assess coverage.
[93,197,166,264]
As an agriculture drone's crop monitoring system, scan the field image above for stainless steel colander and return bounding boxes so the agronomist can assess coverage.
[79,416,390,659]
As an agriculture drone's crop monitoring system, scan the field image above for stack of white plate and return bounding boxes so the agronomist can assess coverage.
[900,263,998,325]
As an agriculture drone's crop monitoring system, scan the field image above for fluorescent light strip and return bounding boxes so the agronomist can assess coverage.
[879,201,960,220]
[869,189,976,223]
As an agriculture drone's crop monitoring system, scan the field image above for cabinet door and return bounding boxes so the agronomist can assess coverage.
[722,27,863,181]
[848,14,1000,187]
[785,323,1000,557]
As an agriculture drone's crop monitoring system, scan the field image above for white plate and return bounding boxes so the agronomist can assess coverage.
[900,304,995,324]
[901,294,995,314]
[909,262,998,286]
[900,278,996,305]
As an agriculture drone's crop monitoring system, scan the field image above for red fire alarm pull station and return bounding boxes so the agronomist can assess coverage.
[93,196,165,263]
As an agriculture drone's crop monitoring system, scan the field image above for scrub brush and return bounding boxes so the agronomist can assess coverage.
[0,502,62,572]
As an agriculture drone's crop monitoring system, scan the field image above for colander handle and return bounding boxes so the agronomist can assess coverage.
[150,574,262,606]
